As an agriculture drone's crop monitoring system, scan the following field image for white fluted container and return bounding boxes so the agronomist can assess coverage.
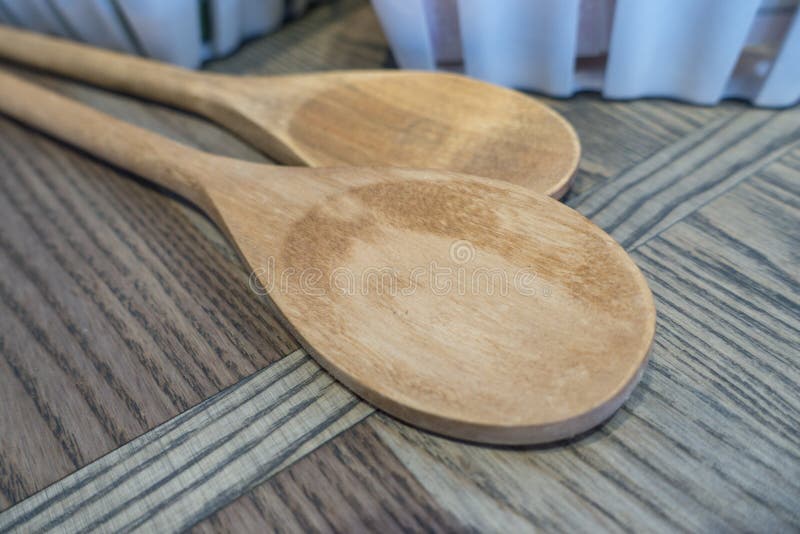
[0,0,315,68]
[371,0,800,107]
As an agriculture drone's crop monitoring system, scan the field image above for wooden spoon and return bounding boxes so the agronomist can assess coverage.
[0,24,580,197]
[0,71,653,445]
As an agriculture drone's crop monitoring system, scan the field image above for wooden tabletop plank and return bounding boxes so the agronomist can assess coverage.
[0,115,297,507]
[547,98,740,197]
[0,350,372,532]
[570,109,800,249]
[192,423,464,533]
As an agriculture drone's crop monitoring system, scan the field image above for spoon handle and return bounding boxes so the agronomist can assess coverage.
[0,70,212,209]
[0,25,213,112]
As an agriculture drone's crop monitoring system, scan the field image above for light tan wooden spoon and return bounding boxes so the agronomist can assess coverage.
[0,71,653,445]
[0,24,579,198]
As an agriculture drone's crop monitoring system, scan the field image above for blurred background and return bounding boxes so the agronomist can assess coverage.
[0,0,797,106]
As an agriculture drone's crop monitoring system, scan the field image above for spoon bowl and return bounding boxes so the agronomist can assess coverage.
[217,167,654,443]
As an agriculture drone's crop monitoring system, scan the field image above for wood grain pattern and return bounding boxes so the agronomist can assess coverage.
[569,108,800,248]
[191,422,464,534]
[549,98,740,197]
[0,350,372,532]
[0,70,654,444]
[0,25,580,196]
[0,114,296,509]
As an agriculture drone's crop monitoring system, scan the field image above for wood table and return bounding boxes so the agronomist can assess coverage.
[1,1,798,531]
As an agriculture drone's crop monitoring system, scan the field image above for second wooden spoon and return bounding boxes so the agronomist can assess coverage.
[0,24,580,197]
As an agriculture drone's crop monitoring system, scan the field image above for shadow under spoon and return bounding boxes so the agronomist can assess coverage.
[0,70,653,445]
